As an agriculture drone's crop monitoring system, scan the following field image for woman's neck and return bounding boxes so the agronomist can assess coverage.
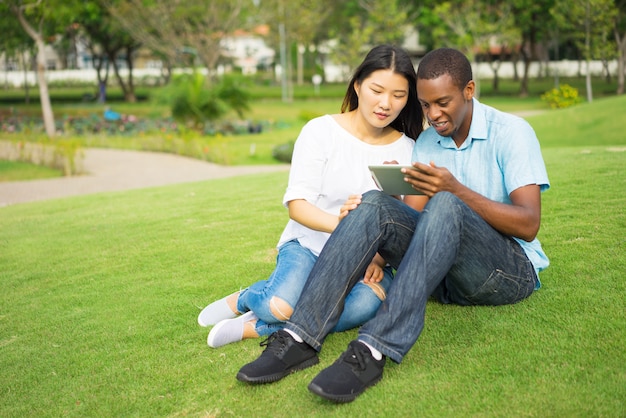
[347,111,396,145]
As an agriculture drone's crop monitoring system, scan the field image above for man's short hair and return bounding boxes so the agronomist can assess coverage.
[417,48,473,91]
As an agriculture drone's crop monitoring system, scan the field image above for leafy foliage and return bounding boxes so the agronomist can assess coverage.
[156,72,251,126]
[271,141,294,163]
[540,84,582,108]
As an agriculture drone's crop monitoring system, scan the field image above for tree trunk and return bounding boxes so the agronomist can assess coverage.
[601,58,612,83]
[3,55,7,90]
[584,3,592,103]
[615,30,625,95]
[35,36,56,137]
[585,59,593,102]
[109,50,136,103]
[20,50,30,104]
[124,46,136,102]
[519,39,533,97]
[489,59,501,92]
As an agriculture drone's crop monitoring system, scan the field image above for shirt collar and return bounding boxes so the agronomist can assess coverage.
[438,98,487,150]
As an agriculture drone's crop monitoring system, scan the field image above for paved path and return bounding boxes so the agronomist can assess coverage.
[0,148,290,207]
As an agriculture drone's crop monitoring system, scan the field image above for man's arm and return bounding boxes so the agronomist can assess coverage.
[402,162,541,242]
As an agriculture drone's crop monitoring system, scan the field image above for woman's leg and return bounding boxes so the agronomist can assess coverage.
[332,266,394,332]
[237,240,317,330]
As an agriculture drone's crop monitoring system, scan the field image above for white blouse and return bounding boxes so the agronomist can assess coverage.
[277,114,415,256]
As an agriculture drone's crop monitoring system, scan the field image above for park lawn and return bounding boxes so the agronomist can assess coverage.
[0,160,63,182]
[1,96,625,417]
[0,146,623,417]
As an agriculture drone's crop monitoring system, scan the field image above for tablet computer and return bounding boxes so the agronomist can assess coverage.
[369,165,425,195]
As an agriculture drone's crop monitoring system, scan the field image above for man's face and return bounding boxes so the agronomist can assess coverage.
[417,74,474,144]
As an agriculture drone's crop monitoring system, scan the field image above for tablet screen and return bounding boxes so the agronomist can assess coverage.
[368,165,425,195]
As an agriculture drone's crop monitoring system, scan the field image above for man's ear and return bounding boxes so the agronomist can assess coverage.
[463,80,475,101]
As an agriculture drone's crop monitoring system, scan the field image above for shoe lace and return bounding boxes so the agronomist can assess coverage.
[259,332,288,355]
[344,342,368,371]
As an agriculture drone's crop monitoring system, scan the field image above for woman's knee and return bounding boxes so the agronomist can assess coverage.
[363,281,387,301]
[269,296,293,321]
[362,190,388,205]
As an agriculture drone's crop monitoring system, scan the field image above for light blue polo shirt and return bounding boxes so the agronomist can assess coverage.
[412,98,550,287]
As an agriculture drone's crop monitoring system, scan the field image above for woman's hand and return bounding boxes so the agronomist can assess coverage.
[338,194,363,222]
[362,253,387,283]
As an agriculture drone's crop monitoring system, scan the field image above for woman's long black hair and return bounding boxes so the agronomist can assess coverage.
[341,44,424,140]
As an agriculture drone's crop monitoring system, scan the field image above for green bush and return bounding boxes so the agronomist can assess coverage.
[298,110,323,122]
[272,141,294,163]
[540,84,582,109]
[155,72,251,127]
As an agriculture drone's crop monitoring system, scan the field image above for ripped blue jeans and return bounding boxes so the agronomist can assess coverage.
[236,239,393,336]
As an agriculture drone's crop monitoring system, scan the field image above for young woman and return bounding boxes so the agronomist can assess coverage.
[198,44,424,348]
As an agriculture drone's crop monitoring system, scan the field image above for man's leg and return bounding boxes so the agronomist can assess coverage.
[286,191,421,350]
[236,191,420,384]
[359,192,537,362]
[308,192,538,402]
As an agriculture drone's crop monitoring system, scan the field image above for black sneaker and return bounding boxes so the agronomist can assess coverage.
[308,340,386,403]
[236,330,319,384]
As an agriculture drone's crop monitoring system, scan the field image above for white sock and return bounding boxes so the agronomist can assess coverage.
[284,329,303,343]
[359,340,383,360]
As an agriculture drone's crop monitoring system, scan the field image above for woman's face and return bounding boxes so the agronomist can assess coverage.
[354,69,409,129]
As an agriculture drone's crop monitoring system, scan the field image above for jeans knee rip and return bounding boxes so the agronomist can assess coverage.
[269,296,293,321]
[363,281,387,301]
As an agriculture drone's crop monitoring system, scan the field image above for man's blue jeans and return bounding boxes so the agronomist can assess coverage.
[286,190,537,363]
[236,239,394,337]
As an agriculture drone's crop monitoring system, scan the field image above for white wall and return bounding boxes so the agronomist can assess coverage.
[471,59,617,79]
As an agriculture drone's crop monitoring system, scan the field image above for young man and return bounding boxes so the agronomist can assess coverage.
[234,48,550,403]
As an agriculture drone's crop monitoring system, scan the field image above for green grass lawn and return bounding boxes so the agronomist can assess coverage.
[1,96,625,417]
[0,160,63,181]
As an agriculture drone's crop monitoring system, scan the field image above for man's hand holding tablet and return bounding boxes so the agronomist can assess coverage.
[368,164,426,195]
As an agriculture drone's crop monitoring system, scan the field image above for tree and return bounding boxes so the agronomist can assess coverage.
[327,0,409,77]
[552,0,618,102]
[105,0,248,77]
[3,0,56,137]
[249,0,338,100]
[420,0,519,97]
[77,1,141,102]
[511,0,555,97]
[0,4,34,99]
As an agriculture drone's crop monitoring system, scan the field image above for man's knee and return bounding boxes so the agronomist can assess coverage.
[425,192,464,220]
[428,191,459,208]
[269,296,293,321]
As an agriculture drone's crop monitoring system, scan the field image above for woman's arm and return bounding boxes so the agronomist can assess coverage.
[402,194,429,212]
[287,199,339,234]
